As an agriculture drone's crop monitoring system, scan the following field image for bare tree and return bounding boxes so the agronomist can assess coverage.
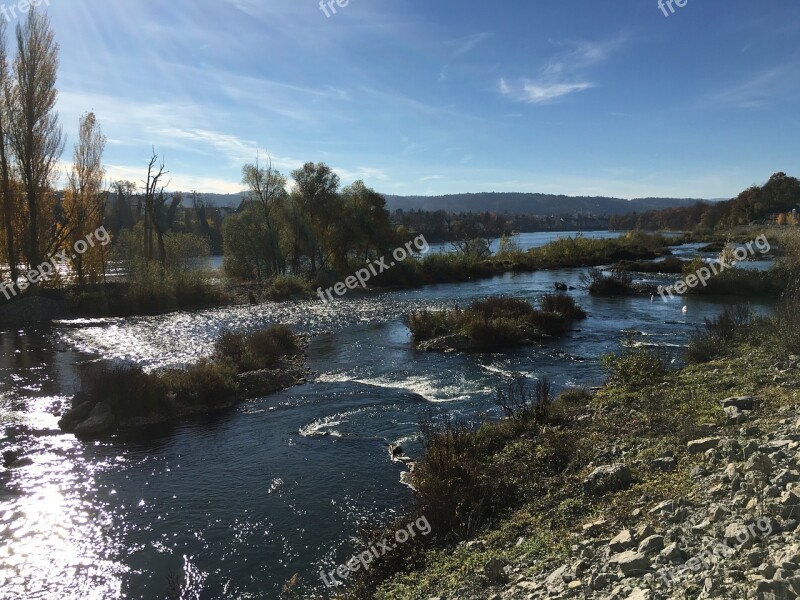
[142,150,170,267]
[8,8,63,271]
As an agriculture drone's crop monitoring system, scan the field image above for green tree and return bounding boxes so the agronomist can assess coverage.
[291,162,340,272]
[222,203,270,280]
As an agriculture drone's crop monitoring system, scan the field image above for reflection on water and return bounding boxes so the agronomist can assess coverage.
[0,256,777,598]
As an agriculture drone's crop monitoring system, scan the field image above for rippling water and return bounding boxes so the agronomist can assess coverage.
[0,243,776,598]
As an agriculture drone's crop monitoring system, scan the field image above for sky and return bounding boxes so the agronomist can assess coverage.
[33,0,800,199]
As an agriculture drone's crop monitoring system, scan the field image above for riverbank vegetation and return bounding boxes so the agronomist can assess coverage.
[613,256,686,273]
[675,229,798,301]
[579,268,639,296]
[408,294,587,352]
[58,325,306,437]
[334,288,800,599]
[523,231,671,268]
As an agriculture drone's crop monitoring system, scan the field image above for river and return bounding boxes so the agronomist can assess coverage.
[0,233,774,599]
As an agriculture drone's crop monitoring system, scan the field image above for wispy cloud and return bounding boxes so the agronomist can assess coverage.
[334,166,390,183]
[450,32,490,59]
[500,37,623,104]
[154,128,260,166]
[708,65,798,109]
[439,32,490,83]
[502,80,594,104]
[544,38,622,76]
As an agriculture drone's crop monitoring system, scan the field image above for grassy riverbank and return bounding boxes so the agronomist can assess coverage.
[330,295,800,599]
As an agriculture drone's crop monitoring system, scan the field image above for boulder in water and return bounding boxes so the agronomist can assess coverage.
[74,403,115,438]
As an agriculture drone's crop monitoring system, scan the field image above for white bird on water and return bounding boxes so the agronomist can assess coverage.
[682,306,688,314]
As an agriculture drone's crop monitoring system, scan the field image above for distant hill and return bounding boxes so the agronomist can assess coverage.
[184,190,712,217]
[382,193,709,216]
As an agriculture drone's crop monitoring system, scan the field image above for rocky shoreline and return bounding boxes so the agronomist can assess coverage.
[434,394,800,600]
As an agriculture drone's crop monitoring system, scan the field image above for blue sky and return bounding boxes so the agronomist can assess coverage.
[43,0,800,198]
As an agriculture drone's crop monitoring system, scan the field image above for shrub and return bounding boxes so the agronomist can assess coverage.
[690,268,786,299]
[686,304,753,363]
[79,363,166,419]
[685,335,720,365]
[556,387,592,406]
[681,257,706,278]
[471,297,534,320]
[242,326,299,371]
[465,315,524,349]
[497,234,522,255]
[774,280,800,354]
[215,325,300,373]
[407,309,460,342]
[494,376,552,423]
[214,332,246,366]
[165,359,239,406]
[414,411,506,542]
[67,288,110,315]
[528,310,571,336]
[580,268,635,296]
[264,275,313,300]
[174,270,230,308]
[540,293,587,320]
[601,342,670,388]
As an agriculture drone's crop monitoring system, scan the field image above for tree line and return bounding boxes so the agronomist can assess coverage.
[392,209,610,243]
[609,173,800,232]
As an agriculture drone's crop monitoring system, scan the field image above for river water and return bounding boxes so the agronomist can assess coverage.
[0,233,774,599]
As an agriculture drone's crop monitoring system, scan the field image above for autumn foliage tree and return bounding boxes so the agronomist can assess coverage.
[63,112,107,284]
[8,8,63,272]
